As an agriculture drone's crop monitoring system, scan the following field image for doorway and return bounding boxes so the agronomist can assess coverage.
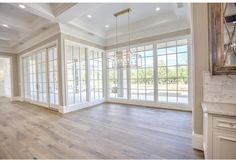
[0,57,12,102]
[22,46,59,109]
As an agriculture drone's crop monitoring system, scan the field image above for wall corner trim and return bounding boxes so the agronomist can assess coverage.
[192,132,203,151]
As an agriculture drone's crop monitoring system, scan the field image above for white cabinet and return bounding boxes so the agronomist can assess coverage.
[202,102,236,159]
[213,131,236,159]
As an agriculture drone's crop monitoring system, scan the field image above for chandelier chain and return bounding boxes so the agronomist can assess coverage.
[116,16,118,54]
[128,10,130,51]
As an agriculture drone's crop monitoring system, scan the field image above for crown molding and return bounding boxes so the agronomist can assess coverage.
[105,18,190,46]
[105,28,191,50]
[14,24,61,54]
[8,17,54,48]
[0,47,15,54]
[59,23,106,46]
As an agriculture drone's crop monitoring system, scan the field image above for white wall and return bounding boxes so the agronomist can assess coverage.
[191,3,209,144]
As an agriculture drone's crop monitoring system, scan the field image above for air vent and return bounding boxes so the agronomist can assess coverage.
[177,3,183,8]
[87,32,95,36]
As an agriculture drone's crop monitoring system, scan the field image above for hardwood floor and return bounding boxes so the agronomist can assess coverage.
[0,101,204,159]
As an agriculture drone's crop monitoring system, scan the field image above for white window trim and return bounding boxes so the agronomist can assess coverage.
[64,39,105,107]
[19,40,60,109]
[105,35,193,110]
[0,55,14,99]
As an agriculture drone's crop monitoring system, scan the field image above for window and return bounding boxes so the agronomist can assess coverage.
[89,50,103,101]
[130,45,154,101]
[65,41,105,106]
[106,38,190,105]
[66,45,86,105]
[157,39,188,104]
[23,56,31,99]
[107,50,128,99]
[29,54,37,101]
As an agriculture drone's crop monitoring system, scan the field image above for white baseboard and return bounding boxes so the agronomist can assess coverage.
[59,99,105,114]
[192,133,203,151]
[10,96,23,102]
[106,98,192,112]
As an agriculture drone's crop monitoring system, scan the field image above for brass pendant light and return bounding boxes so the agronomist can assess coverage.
[113,8,132,68]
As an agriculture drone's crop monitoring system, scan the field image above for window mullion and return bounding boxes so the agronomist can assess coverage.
[153,44,158,102]
[176,44,179,103]
[127,53,131,100]
[85,48,90,102]
[166,44,168,103]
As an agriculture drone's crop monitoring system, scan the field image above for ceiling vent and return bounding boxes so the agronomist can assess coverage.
[87,32,95,36]
[177,3,183,8]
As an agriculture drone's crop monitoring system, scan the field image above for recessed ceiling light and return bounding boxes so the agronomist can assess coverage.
[105,25,109,28]
[87,14,92,18]
[2,24,8,28]
[19,4,26,9]
[155,7,160,11]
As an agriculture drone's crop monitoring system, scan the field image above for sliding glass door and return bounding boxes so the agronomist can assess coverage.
[22,46,58,108]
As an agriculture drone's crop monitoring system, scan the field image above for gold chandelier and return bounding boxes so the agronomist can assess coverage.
[113,8,137,68]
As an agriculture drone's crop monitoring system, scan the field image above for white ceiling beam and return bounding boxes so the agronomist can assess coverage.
[52,3,77,17]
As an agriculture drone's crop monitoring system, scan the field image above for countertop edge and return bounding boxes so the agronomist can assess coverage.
[201,102,236,117]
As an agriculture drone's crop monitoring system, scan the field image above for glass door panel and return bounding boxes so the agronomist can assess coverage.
[29,54,37,101]
[66,45,87,105]
[89,50,103,101]
[22,46,59,108]
[36,50,48,104]
[23,56,31,100]
[48,46,58,106]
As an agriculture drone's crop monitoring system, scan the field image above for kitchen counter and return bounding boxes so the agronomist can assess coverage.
[202,102,236,117]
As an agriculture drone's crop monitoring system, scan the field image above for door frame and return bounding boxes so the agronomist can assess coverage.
[20,40,59,109]
[0,56,13,98]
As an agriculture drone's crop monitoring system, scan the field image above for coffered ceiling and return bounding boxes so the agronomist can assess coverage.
[0,3,191,53]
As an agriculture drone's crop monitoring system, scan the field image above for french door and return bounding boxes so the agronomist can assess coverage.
[22,46,58,109]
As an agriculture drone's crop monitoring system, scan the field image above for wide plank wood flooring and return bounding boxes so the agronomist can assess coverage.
[0,101,204,159]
